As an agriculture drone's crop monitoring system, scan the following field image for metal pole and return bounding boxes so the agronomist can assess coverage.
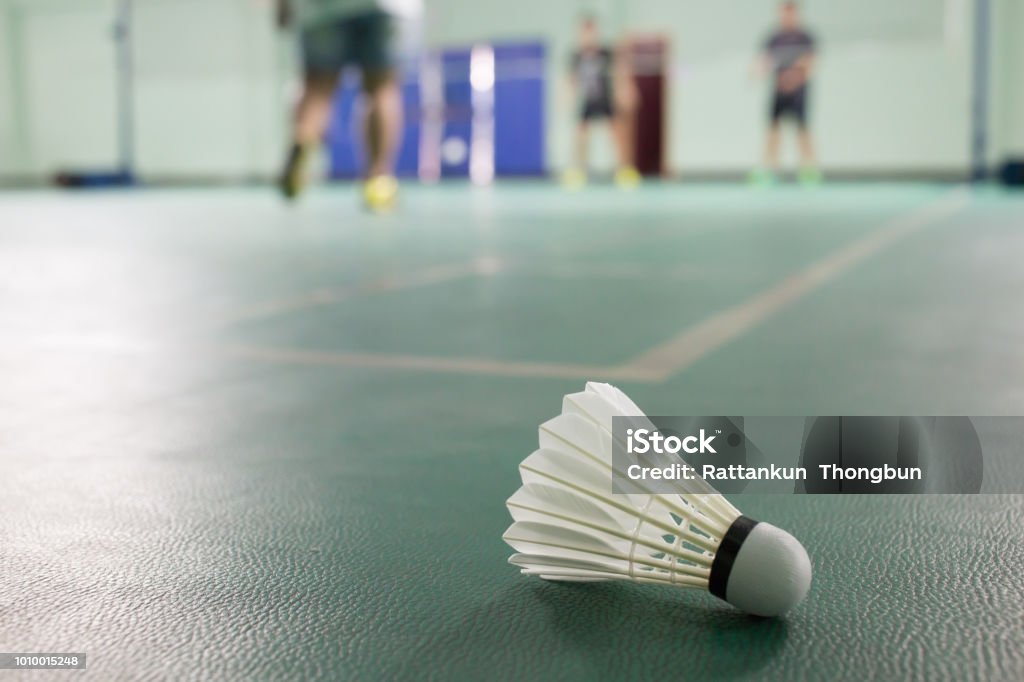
[114,0,135,178]
[6,3,30,177]
[971,0,991,181]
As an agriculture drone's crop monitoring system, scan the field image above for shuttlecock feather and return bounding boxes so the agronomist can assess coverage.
[503,382,811,617]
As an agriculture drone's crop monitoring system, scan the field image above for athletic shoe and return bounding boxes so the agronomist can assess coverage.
[748,168,777,186]
[561,168,587,190]
[614,166,641,190]
[279,143,309,200]
[363,174,399,213]
[799,167,824,186]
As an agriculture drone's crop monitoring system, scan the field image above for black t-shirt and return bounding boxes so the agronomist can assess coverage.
[764,29,816,91]
[571,47,614,103]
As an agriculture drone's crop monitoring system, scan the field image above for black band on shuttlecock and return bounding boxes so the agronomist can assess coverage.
[708,515,759,601]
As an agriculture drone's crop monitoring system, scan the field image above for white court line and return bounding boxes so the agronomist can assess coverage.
[223,258,728,327]
[225,346,663,382]
[616,188,969,381]
[519,262,721,281]
[223,190,968,382]
[223,256,507,324]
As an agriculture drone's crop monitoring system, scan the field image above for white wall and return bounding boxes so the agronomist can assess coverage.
[653,0,973,172]
[25,0,121,174]
[132,0,286,178]
[991,0,1024,159]
[0,0,288,181]
[0,0,121,177]
[0,0,1019,180]
[429,0,977,173]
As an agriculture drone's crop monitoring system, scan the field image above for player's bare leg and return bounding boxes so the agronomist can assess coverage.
[764,122,782,172]
[751,122,782,186]
[362,69,402,179]
[797,127,822,185]
[281,72,338,200]
[563,123,589,189]
[360,68,403,211]
[612,111,640,189]
[613,112,633,168]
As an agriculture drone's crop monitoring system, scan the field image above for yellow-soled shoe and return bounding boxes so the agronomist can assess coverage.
[614,165,641,190]
[363,175,399,213]
[561,168,587,190]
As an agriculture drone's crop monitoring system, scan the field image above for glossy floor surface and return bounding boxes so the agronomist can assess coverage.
[2,183,1023,680]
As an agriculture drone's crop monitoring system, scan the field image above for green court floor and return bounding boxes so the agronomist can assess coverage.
[2,183,1023,680]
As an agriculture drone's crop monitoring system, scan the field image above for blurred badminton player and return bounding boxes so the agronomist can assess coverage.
[564,15,640,190]
[276,0,421,211]
[751,2,821,185]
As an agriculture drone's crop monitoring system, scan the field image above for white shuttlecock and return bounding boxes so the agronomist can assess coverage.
[502,382,811,617]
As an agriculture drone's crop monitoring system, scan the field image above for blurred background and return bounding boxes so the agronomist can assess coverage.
[3,4,1024,679]
[0,0,1021,186]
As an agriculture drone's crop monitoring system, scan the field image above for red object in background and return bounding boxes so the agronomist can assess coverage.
[628,37,668,177]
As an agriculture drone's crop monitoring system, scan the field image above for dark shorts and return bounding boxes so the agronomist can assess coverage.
[581,97,615,121]
[301,11,415,75]
[771,87,809,127]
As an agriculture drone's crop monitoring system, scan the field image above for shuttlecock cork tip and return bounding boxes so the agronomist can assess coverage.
[709,517,812,617]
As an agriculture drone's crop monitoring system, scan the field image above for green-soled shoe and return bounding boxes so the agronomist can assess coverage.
[748,168,777,187]
[799,167,824,186]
